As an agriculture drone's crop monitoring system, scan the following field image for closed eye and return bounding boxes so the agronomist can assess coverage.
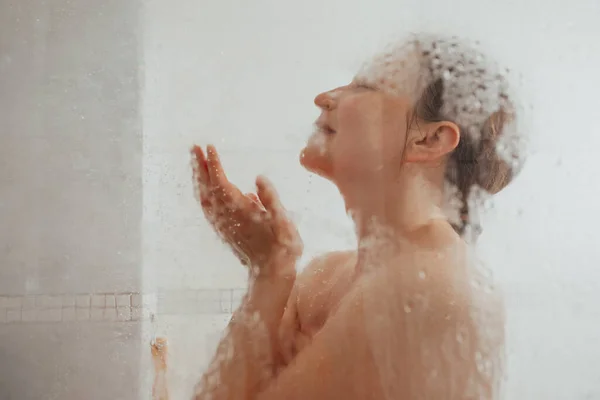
[359,83,377,90]
[351,79,377,91]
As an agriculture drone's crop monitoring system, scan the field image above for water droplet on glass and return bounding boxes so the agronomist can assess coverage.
[482,198,493,210]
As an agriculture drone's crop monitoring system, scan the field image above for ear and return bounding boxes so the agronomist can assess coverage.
[404,121,460,163]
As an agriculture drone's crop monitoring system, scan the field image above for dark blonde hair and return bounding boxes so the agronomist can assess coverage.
[406,35,523,235]
[415,77,516,234]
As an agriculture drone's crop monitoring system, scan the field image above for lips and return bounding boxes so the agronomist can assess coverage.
[323,124,336,134]
[316,122,336,135]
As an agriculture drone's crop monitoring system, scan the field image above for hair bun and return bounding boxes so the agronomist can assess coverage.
[474,108,517,195]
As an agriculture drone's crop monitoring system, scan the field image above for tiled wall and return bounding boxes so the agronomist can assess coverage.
[0,289,246,325]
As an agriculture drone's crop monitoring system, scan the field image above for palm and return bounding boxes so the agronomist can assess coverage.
[191,145,302,272]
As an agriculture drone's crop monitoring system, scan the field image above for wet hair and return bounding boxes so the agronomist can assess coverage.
[415,79,515,235]
[356,34,524,236]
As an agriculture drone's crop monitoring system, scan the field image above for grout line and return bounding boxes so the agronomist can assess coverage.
[0,288,246,325]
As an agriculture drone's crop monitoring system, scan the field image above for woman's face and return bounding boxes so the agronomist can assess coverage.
[300,81,414,190]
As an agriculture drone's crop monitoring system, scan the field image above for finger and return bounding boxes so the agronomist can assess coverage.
[206,146,247,206]
[190,145,210,186]
[256,175,285,218]
[205,145,231,203]
[191,145,211,205]
[206,145,228,187]
[246,193,260,203]
[245,192,265,210]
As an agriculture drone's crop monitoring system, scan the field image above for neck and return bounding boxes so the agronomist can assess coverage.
[342,166,447,259]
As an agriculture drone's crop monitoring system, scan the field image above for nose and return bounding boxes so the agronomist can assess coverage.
[314,90,336,110]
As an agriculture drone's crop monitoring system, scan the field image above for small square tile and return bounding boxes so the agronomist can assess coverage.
[90,308,104,321]
[38,309,61,322]
[62,307,76,321]
[76,308,90,321]
[117,307,131,321]
[105,295,116,308]
[131,294,142,307]
[91,294,106,308]
[104,308,118,321]
[116,294,131,307]
[76,295,91,308]
[62,295,76,307]
[37,295,62,309]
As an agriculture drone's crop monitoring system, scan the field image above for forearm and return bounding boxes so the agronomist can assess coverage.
[152,371,169,400]
[193,256,297,400]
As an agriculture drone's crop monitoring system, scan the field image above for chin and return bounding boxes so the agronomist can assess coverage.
[299,149,332,179]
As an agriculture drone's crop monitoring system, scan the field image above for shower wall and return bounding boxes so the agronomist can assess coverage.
[0,1,143,399]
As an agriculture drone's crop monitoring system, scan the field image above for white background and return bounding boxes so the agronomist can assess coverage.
[142,0,600,398]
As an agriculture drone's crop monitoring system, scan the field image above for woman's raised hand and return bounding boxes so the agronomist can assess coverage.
[191,145,302,277]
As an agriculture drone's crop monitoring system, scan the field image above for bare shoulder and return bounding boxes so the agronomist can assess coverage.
[296,250,356,283]
[302,250,356,273]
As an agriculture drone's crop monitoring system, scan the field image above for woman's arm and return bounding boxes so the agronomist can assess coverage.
[192,253,297,400]
[151,338,169,400]
[193,266,379,400]
[194,250,354,399]
[196,255,483,400]
[190,144,305,398]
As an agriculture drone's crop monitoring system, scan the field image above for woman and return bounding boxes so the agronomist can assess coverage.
[190,34,522,400]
